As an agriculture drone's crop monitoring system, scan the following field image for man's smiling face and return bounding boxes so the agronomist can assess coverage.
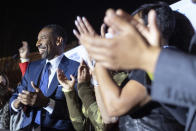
[36,28,57,60]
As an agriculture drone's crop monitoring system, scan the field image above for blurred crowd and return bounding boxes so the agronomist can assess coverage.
[0,1,196,131]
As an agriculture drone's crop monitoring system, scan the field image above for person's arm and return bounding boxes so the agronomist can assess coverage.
[77,8,196,108]
[57,69,85,131]
[151,49,196,107]
[95,64,150,117]
[18,41,30,77]
[9,62,30,113]
[77,82,105,131]
[94,85,118,124]
[77,60,106,130]
[64,89,85,131]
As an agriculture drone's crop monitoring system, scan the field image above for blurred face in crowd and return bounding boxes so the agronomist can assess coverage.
[36,27,58,60]
[0,75,8,96]
[0,75,6,87]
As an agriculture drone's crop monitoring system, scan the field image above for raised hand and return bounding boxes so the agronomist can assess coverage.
[73,16,98,40]
[18,41,30,59]
[79,9,160,72]
[57,69,75,91]
[115,9,161,46]
[78,60,91,83]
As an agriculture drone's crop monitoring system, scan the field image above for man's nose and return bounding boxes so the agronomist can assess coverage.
[36,40,41,47]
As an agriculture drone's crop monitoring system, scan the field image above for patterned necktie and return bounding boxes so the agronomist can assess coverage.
[35,62,51,125]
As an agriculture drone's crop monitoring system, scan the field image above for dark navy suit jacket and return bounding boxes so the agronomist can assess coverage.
[9,56,79,130]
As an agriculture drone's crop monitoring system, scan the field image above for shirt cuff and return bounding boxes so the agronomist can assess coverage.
[11,100,22,112]
[43,99,55,114]
[20,58,30,63]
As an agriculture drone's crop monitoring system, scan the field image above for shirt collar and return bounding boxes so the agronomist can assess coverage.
[46,54,64,70]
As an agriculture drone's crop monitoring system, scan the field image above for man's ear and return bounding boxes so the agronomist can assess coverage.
[56,37,63,46]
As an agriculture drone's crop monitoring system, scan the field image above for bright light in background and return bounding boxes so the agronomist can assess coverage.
[170,0,196,30]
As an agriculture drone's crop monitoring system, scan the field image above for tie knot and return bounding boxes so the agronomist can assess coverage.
[46,62,51,68]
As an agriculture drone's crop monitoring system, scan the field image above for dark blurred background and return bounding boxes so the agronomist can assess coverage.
[1,0,179,58]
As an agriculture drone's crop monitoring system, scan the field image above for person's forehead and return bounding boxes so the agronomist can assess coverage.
[38,28,52,37]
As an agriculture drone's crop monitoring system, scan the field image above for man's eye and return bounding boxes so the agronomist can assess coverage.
[41,36,48,39]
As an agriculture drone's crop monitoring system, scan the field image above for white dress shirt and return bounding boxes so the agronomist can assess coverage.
[12,54,64,114]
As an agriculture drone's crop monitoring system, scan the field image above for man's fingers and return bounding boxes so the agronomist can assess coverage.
[57,69,62,82]
[78,64,82,77]
[104,8,134,32]
[70,75,75,83]
[22,90,30,95]
[148,10,160,37]
[134,18,150,39]
[63,74,68,82]
[82,17,96,34]
[20,100,28,105]
[31,81,40,92]
[75,20,84,34]
[116,9,132,22]
[73,29,81,40]
[79,34,117,64]
[57,69,68,82]
[77,16,88,34]
[80,34,111,48]
[101,24,106,37]
[18,93,31,100]
[148,10,158,32]
[148,10,161,46]
[57,69,63,78]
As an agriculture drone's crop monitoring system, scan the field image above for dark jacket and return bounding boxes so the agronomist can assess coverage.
[9,56,79,130]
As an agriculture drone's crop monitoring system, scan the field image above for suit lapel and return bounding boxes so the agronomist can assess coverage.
[30,59,46,92]
[46,56,69,97]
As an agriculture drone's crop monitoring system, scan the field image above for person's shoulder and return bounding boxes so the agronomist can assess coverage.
[62,56,80,67]
[28,59,45,68]
[128,69,147,85]
[68,58,80,66]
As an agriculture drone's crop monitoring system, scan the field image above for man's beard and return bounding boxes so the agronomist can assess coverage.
[41,51,48,59]
[38,45,48,59]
